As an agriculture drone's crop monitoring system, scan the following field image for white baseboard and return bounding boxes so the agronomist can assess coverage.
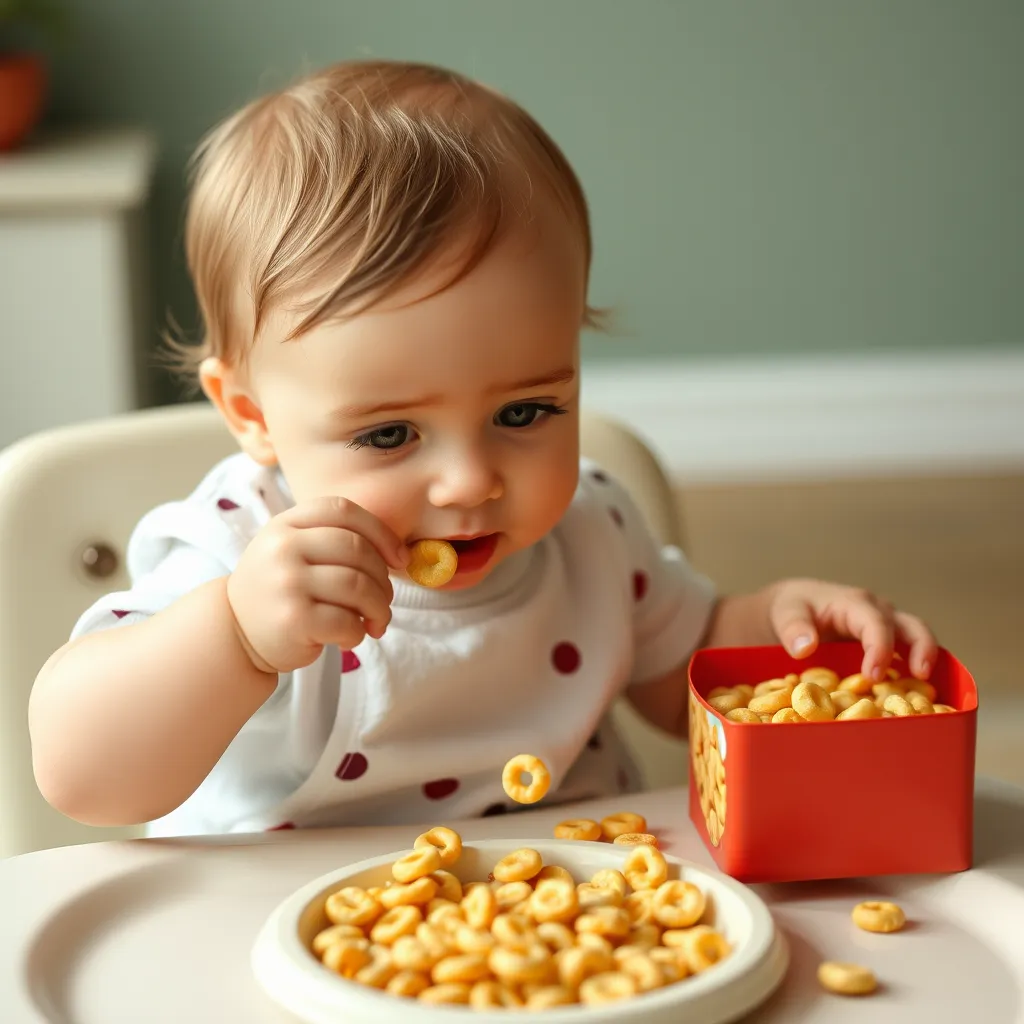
[581,348,1024,484]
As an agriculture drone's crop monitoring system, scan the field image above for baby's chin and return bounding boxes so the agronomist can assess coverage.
[388,562,497,592]
[435,572,490,592]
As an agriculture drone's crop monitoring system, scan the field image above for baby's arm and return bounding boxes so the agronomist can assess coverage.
[29,495,405,829]
[626,590,773,738]
[29,577,276,827]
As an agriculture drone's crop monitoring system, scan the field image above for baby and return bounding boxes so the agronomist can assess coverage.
[29,60,937,838]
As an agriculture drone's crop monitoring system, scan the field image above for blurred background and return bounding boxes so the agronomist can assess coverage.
[1,2,1022,778]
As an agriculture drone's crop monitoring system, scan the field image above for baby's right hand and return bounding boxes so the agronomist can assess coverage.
[226,497,408,674]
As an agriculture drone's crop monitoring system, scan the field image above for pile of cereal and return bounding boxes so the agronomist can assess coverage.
[309,827,731,1009]
[704,666,956,725]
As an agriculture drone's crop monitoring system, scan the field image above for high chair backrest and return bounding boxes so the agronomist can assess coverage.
[0,403,684,858]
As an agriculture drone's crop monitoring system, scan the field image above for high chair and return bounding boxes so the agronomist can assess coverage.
[0,403,688,858]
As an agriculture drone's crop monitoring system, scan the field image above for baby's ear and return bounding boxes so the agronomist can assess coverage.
[199,358,278,466]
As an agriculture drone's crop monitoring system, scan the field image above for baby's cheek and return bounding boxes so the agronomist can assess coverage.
[354,489,419,540]
[522,461,578,540]
[291,467,419,541]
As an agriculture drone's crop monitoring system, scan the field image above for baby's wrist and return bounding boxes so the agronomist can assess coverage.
[223,577,278,676]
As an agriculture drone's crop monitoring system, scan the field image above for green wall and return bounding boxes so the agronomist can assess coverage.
[45,0,1023,403]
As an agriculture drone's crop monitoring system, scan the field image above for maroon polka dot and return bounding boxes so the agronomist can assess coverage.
[267,822,295,831]
[217,498,239,510]
[552,642,581,674]
[633,571,649,601]
[591,469,608,483]
[609,507,624,528]
[341,650,361,673]
[111,609,130,619]
[482,802,508,817]
[258,488,266,500]
[335,752,369,781]
[423,778,460,800]
[587,733,602,751]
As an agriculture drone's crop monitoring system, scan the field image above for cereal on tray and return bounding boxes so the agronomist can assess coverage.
[554,819,602,841]
[612,833,659,848]
[851,900,906,934]
[599,812,646,840]
[817,961,878,996]
[499,754,666,853]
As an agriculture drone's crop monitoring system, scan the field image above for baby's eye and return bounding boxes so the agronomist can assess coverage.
[348,424,413,451]
[496,402,565,429]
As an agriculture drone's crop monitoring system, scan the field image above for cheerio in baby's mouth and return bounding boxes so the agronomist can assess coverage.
[405,535,503,587]
[406,540,459,587]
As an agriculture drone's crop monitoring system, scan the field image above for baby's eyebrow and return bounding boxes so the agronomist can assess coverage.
[500,366,577,392]
[331,366,576,420]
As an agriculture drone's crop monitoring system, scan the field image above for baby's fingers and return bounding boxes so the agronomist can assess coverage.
[283,496,408,571]
[852,601,896,681]
[305,602,372,650]
[894,611,938,679]
[297,527,393,598]
[306,565,393,639]
[768,591,819,657]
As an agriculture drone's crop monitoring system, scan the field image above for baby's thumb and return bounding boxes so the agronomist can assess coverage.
[770,594,819,659]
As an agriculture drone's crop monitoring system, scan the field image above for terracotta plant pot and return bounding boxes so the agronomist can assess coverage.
[0,53,47,152]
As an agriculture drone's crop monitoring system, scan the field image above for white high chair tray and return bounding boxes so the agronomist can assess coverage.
[2,780,1024,1023]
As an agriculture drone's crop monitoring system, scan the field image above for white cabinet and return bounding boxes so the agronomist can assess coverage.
[0,128,158,450]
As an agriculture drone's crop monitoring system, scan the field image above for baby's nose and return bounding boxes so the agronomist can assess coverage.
[428,452,503,508]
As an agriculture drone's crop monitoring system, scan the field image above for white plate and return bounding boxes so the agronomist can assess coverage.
[251,838,788,1023]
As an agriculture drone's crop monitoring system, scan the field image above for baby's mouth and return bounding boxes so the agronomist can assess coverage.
[446,534,499,573]
[449,535,489,552]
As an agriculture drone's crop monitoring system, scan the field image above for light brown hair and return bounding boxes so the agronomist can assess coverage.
[166,59,601,384]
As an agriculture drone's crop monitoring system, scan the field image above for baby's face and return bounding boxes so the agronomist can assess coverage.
[247,210,586,590]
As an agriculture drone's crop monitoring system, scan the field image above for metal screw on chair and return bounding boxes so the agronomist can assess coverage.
[80,543,119,579]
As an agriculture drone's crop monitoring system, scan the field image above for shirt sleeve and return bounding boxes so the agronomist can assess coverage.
[70,456,266,641]
[584,464,718,686]
[70,541,234,639]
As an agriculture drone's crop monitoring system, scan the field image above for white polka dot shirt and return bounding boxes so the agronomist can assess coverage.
[71,456,716,837]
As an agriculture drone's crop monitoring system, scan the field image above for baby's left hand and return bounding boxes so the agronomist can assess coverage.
[766,578,937,681]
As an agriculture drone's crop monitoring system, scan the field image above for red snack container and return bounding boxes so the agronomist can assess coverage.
[687,642,977,883]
